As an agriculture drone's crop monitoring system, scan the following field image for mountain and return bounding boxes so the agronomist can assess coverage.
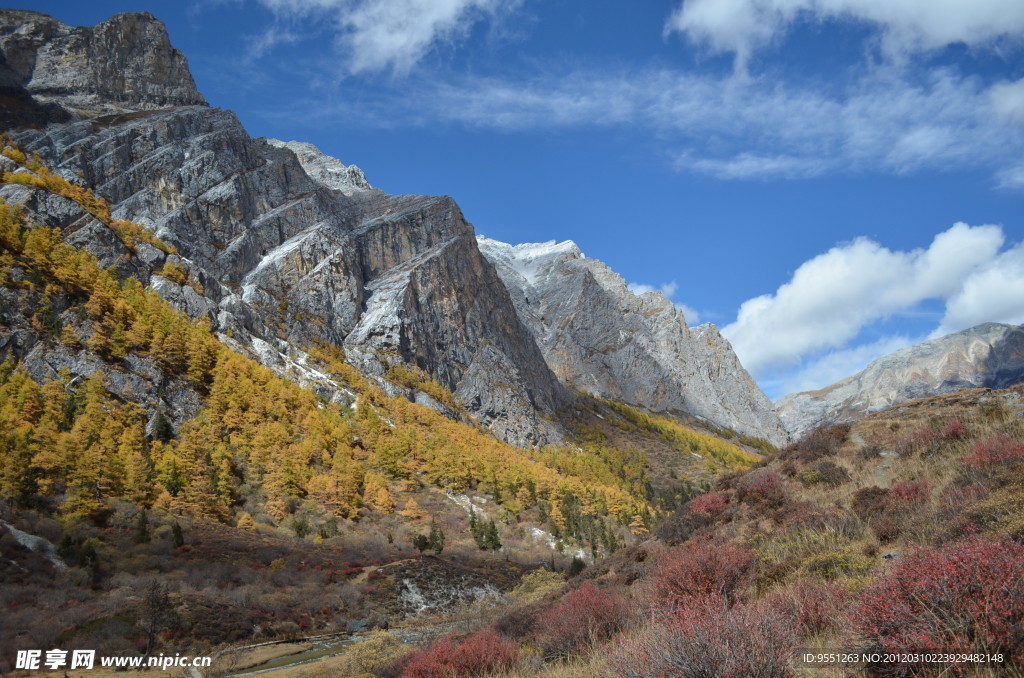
[477,238,788,446]
[0,9,785,447]
[0,9,568,446]
[776,322,1024,439]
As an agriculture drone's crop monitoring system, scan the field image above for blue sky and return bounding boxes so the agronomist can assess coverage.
[26,0,1024,399]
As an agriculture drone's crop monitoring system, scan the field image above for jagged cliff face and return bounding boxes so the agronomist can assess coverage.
[0,9,790,448]
[0,10,563,446]
[0,10,205,116]
[777,322,1024,440]
[477,238,789,446]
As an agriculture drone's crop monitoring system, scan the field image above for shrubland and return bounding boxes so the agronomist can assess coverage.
[4,140,1021,677]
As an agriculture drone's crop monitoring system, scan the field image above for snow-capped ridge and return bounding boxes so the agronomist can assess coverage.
[266,138,372,195]
[476,236,583,287]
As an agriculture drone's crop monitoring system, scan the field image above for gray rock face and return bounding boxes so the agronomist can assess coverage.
[266,139,372,196]
[1,9,787,449]
[477,238,789,446]
[1,10,564,446]
[0,9,205,116]
[776,323,1024,440]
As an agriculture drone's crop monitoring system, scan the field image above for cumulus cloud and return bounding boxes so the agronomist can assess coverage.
[666,0,1024,70]
[939,242,1024,333]
[252,0,520,73]
[720,222,1006,376]
[627,280,701,323]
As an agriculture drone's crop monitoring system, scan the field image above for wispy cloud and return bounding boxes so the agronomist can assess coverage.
[267,64,1024,184]
[665,0,1024,72]
[248,0,522,74]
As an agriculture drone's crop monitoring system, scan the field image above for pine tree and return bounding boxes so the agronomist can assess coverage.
[483,519,502,551]
[428,525,445,554]
[171,522,184,548]
[133,511,151,544]
[237,512,256,530]
[412,533,430,554]
[138,580,178,655]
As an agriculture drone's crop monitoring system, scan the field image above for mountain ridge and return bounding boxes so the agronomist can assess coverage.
[777,321,1024,439]
[478,236,789,446]
[0,8,784,447]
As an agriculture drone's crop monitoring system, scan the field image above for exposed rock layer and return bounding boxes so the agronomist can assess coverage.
[0,9,791,447]
[776,323,1024,440]
[477,238,789,446]
[0,9,205,116]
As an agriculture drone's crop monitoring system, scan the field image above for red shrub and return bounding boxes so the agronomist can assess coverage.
[739,469,787,507]
[942,416,968,440]
[889,479,931,504]
[608,595,795,678]
[895,425,941,457]
[763,579,850,636]
[965,436,1024,468]
[688,491,727,517]
[850,539,1024,672]
[535,581,630,660]
[400,628,519,678]
[652,541,755,608]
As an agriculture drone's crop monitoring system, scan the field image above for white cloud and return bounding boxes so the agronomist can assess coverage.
[252,0,520,74]
[991,77,1024,123]
[679,153,828,180]
[939,242,1024,333]
[628,280,679,297]
[627,280,701,323]
[675,303,701,325]
[776,334,919,396]
[996,165,1024,190]
[720,222,1006,376]
[666,0,1024,70]
[280,65,1024,184]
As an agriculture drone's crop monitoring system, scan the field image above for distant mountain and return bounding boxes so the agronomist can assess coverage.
[776,322,1024,439]
[478,238,789,446]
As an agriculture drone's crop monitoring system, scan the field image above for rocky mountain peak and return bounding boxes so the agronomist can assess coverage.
[0,10,206,117]
[478,236,789,446]
[776,322,1024,440]
[266,139,374,196]
[476,237,584,288]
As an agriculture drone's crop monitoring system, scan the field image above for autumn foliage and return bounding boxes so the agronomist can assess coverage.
[850,539,1024,673]
[535,581,630,660]
[652,540,755,607]
[609,595,795,678]
[687,490,727,517]
[964,435,1024,468]
[399,628,519,678]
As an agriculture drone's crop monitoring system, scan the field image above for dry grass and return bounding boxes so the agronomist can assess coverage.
[247,631,411,678]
